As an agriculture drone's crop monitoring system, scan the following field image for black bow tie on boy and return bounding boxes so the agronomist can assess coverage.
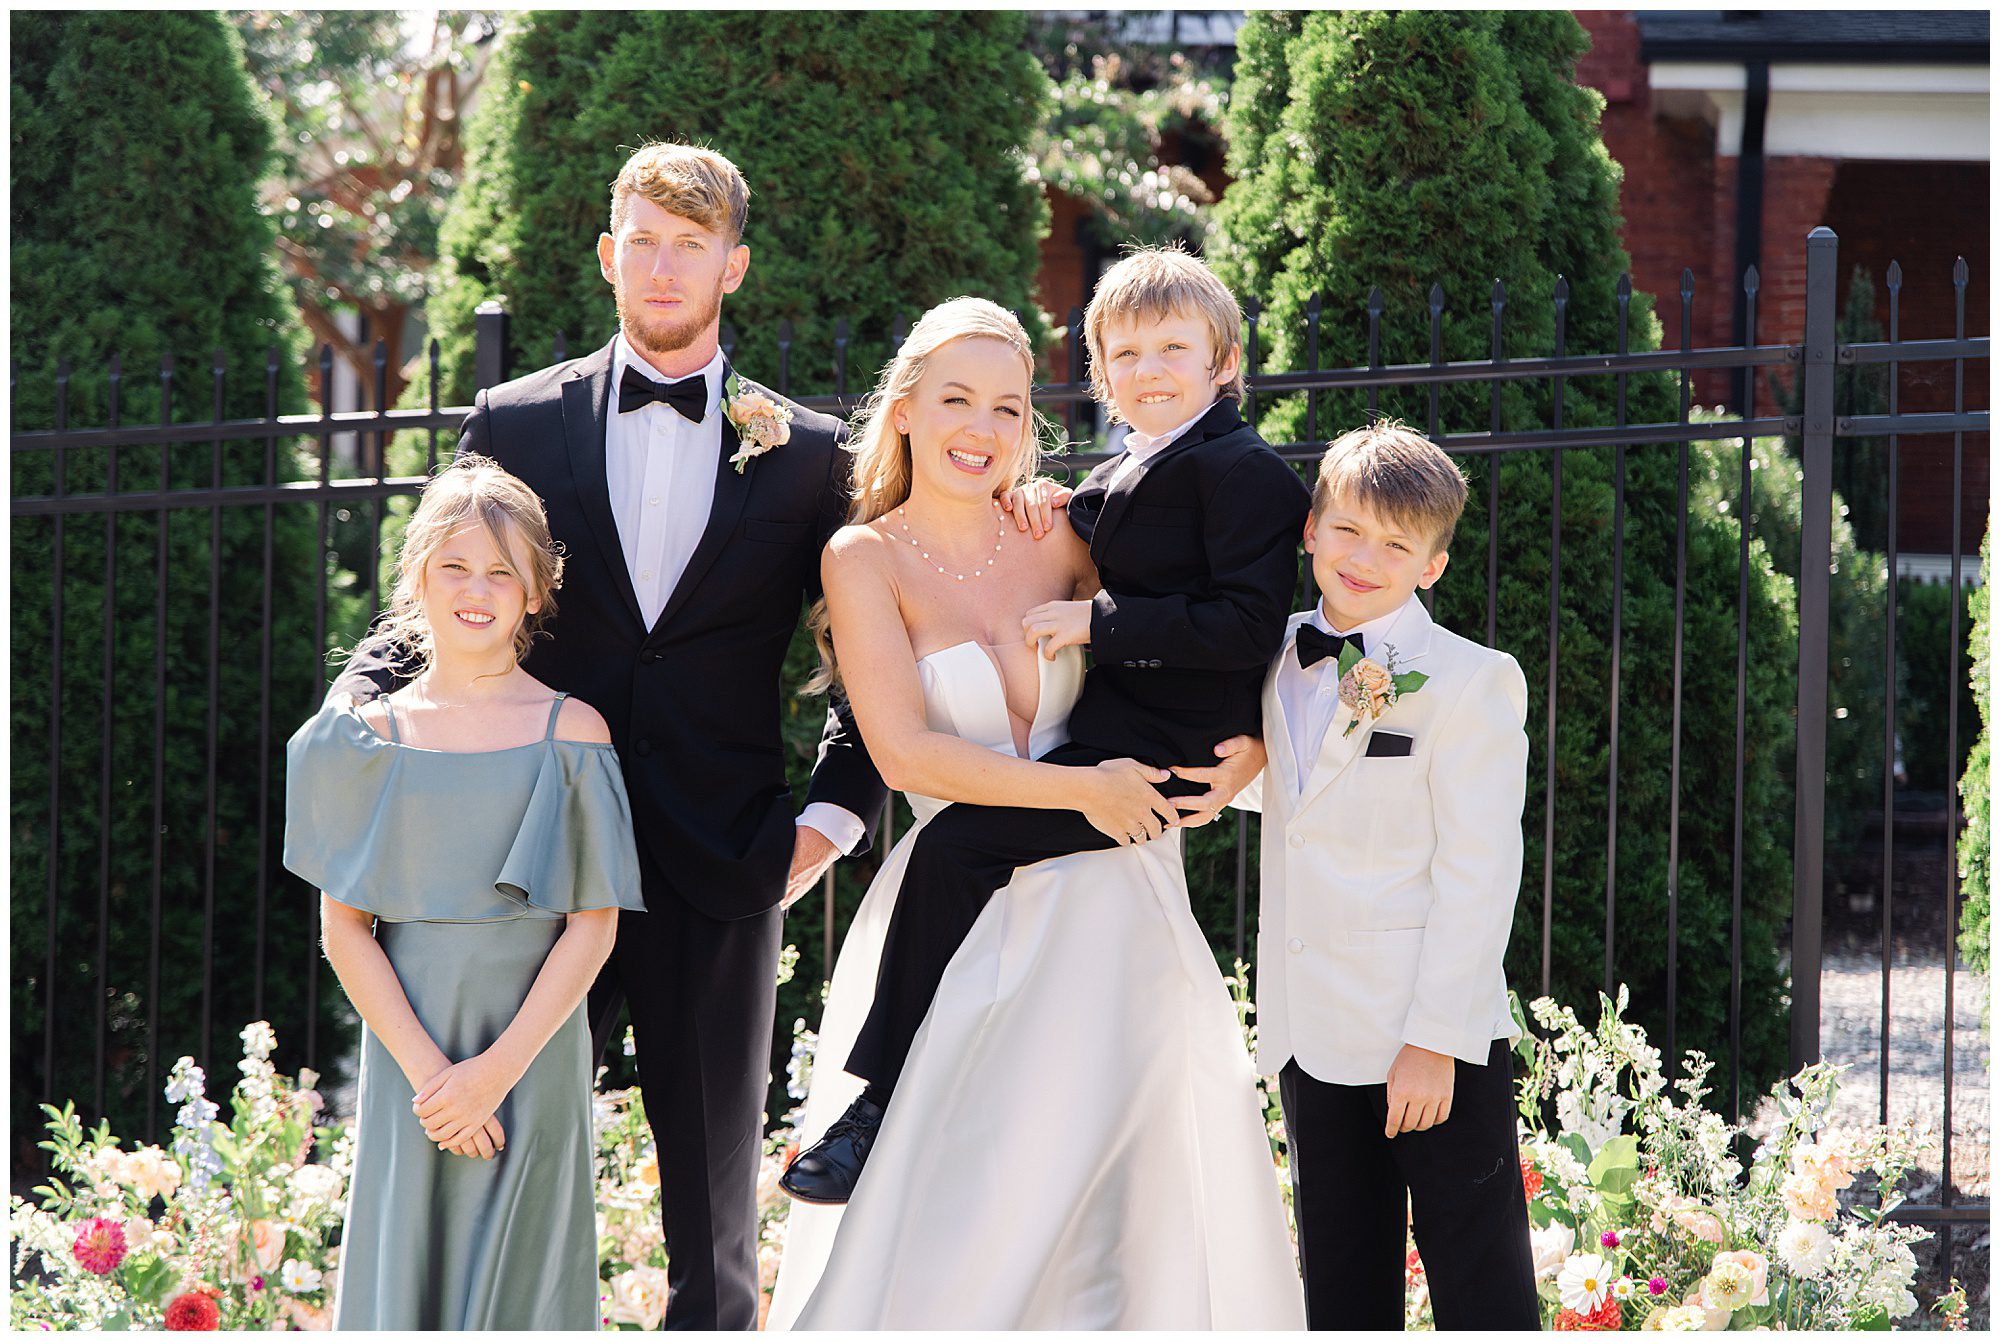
[1295,625,1365,671]
[618,366,708,422]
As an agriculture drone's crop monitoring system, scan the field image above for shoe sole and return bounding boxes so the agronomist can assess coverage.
[777,1180,854,1206]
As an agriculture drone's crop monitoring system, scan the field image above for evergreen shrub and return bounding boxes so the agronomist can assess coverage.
[10,11,346,1145]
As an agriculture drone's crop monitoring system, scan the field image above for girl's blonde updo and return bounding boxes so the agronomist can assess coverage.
[347,454,566,676]
[807,298,1054,693]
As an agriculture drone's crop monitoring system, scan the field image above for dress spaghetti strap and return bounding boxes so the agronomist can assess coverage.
[383,698,402,743]
[543,692,570,741]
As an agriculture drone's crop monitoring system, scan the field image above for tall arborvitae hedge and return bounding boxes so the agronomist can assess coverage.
[1957,528,1991,982]
[422,11,1052,407]
[1214,11,1799,1091]
[418,12,1053,1117]
[11,12,341,1144]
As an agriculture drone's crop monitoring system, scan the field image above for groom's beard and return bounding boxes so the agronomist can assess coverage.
[618,276,727,357]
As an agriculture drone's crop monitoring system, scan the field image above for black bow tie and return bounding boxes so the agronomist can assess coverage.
[1296,625,1364,671]
[618,365,708,422]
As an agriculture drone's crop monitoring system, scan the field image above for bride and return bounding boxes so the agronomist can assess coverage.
[767,298,1304,1329]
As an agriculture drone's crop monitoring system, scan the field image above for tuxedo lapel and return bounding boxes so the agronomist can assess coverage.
[651,360,755,635]
[1265,613,1312,799]
[561,346,645,632]
[1088,398,1242,564]
[1293,595,1435,814]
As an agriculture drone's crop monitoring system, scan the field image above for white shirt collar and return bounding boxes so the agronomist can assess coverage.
[1120,397,1218,458]
[612,334,725,418]
[1307,599,1404,659]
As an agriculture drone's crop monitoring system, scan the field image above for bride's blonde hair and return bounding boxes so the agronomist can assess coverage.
[806,298,1053,694]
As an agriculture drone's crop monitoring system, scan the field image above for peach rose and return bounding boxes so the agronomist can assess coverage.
[244,1218,286,1274]
[1339,658,1397,722]
[1670,1207,1727,1244]
[1779,1169,1840,1222]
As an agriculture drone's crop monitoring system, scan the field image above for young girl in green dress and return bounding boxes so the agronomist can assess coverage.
[285,455,644,1329]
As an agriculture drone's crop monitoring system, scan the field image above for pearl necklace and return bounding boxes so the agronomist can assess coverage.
[895,500,1004,581]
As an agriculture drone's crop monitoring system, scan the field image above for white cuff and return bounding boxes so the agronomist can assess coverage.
[796,803,866,857]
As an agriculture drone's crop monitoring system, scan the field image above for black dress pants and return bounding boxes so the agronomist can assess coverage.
[589,886,781,1331]
[844,739,1203,1098]
[1279,1040,1539,1331]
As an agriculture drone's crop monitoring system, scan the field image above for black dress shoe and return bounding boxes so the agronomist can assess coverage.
[779,1094,884,1205]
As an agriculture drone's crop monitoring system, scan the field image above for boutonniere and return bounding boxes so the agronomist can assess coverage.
[1336,641,1428,737]
[722,371,792,473]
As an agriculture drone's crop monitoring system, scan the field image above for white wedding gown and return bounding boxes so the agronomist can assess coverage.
[768,641,1305,1330]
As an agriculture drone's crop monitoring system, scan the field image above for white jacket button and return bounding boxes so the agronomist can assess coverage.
[1287,937,1304,954]
[1288,833,1305,849]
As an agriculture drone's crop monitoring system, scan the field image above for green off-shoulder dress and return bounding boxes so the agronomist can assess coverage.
[283,693,646,1331]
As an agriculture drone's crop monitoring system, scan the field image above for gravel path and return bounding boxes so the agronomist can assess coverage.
[1818,949,1989,1202]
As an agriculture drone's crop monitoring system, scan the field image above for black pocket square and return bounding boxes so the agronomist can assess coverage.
[1365,731,1414,757]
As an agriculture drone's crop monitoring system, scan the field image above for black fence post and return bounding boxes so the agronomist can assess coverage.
[1790,226,1837,1073]
[474,300,512,394]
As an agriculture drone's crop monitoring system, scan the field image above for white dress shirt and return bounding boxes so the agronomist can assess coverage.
[606,335,863,856]
[1104,399,1215,493]
[1275,602,1403,796]
[605,336,725,631]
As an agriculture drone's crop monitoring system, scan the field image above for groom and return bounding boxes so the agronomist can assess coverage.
[335,142,888,1329]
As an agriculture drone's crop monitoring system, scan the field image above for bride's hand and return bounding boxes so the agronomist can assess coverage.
[1077,759,1178,845]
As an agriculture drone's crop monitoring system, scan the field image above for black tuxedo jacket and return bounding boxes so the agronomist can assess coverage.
[334,341,887,921]
[1064,398,1311,768]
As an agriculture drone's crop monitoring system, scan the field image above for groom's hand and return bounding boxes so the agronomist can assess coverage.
[784,826,840,910]
[999,477,1072,539]
[1384,1044,1456,1137]
[1022,599,1093,658]
[1169,734,1266,828]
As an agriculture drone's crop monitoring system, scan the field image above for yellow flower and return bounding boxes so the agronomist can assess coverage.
[634,1149,660,1188]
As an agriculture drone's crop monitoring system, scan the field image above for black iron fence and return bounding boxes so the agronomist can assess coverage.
[11,229,1986,1249]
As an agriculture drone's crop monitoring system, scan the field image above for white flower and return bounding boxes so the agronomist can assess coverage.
[281,1258,324,1294]
[1558,1252,1616,1313]
[1776,1219,1833,1277]
[1613,1276,1638,1301]
[240,1020,277,1061]
[288,1163,342,1205]
[1529,1223,1575,1280]
[607,1264,669,1329]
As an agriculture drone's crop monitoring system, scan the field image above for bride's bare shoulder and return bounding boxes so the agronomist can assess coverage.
[825,520,893,566]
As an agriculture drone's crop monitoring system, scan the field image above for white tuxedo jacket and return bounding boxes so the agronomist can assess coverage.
[1240,596,1528,1085]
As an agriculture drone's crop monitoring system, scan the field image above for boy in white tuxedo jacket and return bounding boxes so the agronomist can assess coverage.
[1230,422,1538,1329]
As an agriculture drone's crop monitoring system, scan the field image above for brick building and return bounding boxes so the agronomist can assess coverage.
[1572,10,1988,561]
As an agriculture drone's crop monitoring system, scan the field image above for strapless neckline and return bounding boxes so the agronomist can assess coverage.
[914,639,1076,762]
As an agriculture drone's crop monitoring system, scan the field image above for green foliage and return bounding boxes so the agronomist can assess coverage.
[419,11,1052,411]
[1689,421,1887,858]
[1030,48,1225,250]
[1956,528,1990,977]
[10,11,347,1146]
[1213,10,1798,1091]
[235,12,500,407]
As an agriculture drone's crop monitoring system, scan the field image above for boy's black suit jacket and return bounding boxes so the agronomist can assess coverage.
[1064,398,1311,768]
[333,340,886,921]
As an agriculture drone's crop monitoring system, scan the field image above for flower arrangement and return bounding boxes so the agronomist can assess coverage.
[1513,986,1940,1331]
[10,1023,346,1330]
[722,371,792,473]
[1333,640,1428,736]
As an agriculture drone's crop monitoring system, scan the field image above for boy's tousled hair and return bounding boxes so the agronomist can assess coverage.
[1083,244,1246,419]
[1312,420,1469,553]
[609,141,750,242]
